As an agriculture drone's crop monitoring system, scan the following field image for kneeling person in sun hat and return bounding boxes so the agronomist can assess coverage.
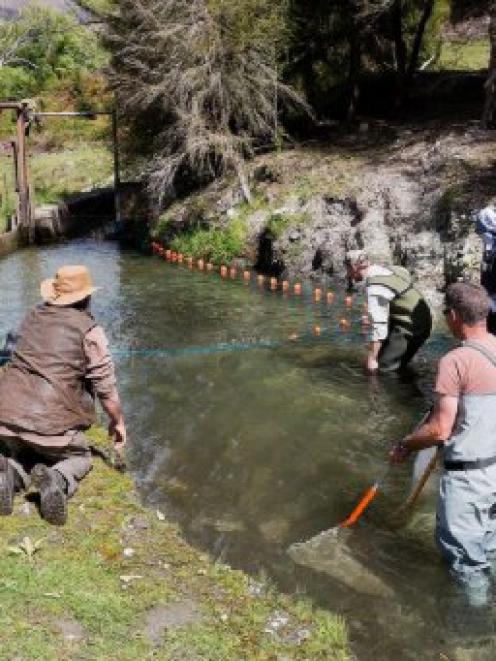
[390,283,496,607]
[345,250,432,372]
[0,265,126,525]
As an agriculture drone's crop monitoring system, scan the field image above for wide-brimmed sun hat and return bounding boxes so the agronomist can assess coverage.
[40,265,99,306]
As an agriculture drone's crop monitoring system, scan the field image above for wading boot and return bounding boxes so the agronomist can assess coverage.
[0,454,14,515]
[31,464,67,526]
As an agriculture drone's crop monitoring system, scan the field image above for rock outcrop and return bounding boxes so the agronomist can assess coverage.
[155,124,496,300]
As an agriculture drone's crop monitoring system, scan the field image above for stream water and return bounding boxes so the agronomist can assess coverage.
[1,238,495,659]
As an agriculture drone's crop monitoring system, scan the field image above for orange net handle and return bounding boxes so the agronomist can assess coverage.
[339,482,380,528]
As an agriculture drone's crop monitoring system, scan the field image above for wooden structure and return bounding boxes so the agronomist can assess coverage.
[0,101,34,242]
[35,110,121,227]
[0,102,121,244]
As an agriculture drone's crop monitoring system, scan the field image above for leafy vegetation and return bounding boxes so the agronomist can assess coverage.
[266,211,310,238]
[0,4,106,98]
[437,38,489,69]
[170,219,248,265]
[0,426,349,660]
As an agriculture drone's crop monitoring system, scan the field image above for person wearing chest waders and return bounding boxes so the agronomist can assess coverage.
[0,265,126,526]
[390,283,496,607]
[344,250,432,373]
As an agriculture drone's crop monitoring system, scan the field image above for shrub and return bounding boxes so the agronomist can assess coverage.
[170,219,247,264]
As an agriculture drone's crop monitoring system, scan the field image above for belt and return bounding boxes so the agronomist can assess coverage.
[444,455,496,471]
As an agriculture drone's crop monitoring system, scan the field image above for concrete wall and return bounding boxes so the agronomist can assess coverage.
[0,229,21,258]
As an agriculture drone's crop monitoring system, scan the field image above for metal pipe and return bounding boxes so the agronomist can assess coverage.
[34,111,112,118]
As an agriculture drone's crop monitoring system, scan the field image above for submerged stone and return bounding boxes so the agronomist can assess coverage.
[288,527,395,599]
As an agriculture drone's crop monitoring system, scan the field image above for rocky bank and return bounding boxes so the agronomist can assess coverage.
[155,122,496,307]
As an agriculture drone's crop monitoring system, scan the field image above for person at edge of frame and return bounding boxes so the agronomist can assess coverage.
[390,282,496,608]
[475,205,496,334]
[344,249,432,373]
[0,265,126,526]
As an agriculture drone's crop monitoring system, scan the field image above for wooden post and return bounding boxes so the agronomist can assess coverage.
[15,107,34,243]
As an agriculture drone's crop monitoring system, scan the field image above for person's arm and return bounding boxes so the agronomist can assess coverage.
[389,394,458,463]
[99,397,126,456]
[84,326,127,454]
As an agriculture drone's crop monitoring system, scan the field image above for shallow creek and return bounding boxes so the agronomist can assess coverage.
[1,239,494,659]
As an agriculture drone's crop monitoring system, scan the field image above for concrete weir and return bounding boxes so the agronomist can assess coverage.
[0,228,21,258]
[33,188,117,242]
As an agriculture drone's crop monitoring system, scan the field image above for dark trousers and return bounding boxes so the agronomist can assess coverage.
[0,433,92,497]
[378,327,430,373]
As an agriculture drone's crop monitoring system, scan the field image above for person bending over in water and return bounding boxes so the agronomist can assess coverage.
[390,283,496,607]
[0,265,126,525]
[344,250,432,373]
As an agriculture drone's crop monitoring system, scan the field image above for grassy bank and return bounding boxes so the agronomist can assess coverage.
[29,145,113,206]
[0,427,348,660]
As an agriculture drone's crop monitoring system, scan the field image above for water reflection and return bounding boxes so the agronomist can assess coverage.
[1,240,493,659]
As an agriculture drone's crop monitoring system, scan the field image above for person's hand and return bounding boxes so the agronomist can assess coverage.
[366,355,379,373]
[389,441,411,464]
[109,417,126,456]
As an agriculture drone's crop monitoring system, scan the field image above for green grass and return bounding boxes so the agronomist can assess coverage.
[0,427,349,659]
[157,193,271,264]
[0,143,113,233]
[29,144,113,205]
[170,219,248,264]
[437,38,489,71]
[266,211,310,238]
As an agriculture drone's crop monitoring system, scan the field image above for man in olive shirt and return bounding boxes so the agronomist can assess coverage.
[345,250,432,372]
[0,265,126,525]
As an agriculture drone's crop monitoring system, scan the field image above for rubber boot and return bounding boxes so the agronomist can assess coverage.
[0,454,15,515]
[31,464,67,526]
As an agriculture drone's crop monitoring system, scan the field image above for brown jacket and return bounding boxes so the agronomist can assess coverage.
[0,304,97,434]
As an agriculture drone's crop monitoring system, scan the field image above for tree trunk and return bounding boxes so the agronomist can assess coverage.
[406,0,435,81]
[346,24,361,124]
[392,0,407,109]
[482,1,496,128]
